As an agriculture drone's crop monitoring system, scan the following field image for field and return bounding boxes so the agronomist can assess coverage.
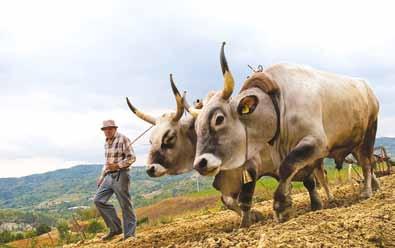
[60,169,394,248]
[6,166,393,248]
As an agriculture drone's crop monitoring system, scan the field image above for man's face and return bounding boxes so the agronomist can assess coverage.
[103,127,117,139]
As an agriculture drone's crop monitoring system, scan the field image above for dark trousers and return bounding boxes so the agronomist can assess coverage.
[94,170,136,237]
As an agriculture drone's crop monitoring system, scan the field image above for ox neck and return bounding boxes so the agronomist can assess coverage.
[243,92,280,163]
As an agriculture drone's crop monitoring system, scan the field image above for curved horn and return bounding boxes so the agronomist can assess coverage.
[126,97,156,125]
[169,74,184,122]
[182,93,202,118]
[220,42,235,100]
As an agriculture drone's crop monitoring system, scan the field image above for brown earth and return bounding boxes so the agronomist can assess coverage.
[67,174,395,248]
[136,195,220,221]
[8,230,59,247]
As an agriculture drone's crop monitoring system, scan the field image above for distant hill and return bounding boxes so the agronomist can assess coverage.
[375,137,395,157]
[0,165,214,216]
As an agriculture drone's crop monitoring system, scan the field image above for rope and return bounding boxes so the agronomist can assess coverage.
[131,125,154,145]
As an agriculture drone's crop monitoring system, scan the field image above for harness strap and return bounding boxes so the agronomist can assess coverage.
[242,92,280,184]
[245,124,248,163]
[242,124,253,184]
[268,93,280,146]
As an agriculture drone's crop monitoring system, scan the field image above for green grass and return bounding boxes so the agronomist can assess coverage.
[184,164,359,199]
[256,177,305,190]
[186,187,220,198]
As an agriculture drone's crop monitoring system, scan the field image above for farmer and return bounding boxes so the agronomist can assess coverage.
[94,119,137,241]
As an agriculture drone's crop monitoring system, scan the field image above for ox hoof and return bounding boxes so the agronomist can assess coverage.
[372,179,380,192]
[372,184,380,192]
[359,190,373,199]
[273,208,292,223]
[239,209,264,228]
[310,196,323,211]
[273,194,293,223]
[251,210,264,223]
[311,201,323,211]
[239,212,252,228]
[327,194,335,203]
[239,219,252,228]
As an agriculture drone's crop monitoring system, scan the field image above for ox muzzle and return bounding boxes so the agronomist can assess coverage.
[146,164,167,177]
[193,153,222,176]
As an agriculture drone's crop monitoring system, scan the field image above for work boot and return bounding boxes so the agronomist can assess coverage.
[101,230,122,241]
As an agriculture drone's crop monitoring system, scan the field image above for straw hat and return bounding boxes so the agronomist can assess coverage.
[101,120,118,130]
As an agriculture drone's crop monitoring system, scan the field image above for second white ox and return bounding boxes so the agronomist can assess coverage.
[193,42,380,222]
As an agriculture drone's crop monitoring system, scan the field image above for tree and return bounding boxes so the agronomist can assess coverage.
[36,223,51,235]
[14,232,24,240]
[0,230,13,244]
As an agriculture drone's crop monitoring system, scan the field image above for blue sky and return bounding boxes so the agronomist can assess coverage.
[0,0,394,177]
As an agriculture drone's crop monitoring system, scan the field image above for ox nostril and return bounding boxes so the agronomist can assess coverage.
[146,166,155,174]
[198,158,208,169]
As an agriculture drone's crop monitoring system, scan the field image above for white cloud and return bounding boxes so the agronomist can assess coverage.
[377,116,395,138]
[0,0,394,177]
[0,90,172,177]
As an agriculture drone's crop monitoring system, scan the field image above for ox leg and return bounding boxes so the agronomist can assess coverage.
[238,168,261,228]
[303,173,323,211]
[273,136,325,223]
[352,150,376,198]
[221,195,241,216]
[353,119,378,198]
[313,159,334,202]
[357,155,373,198]
[371,172,380,192]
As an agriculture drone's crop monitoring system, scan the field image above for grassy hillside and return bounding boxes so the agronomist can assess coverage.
[0,165,214,216]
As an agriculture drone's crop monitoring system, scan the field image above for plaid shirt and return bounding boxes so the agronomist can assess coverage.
[101,132,136,177]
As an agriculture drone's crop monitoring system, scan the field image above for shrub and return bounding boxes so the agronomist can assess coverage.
[86,219,105,234]
[137,216,149,226]
[56,221,71,242]
[36,223,51,235]
[0,231,26,244]
[76,208,99,221]
[159,216,173,224]
[14,232,24,240]
[24,230,37,239]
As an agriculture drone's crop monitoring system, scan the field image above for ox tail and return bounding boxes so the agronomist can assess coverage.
[363,118,378,164]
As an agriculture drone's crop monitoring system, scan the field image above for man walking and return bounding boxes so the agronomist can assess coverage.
[94,119,137,241]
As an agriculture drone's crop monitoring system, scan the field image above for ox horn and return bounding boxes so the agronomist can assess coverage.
[169,74,184,122]
[220,42,234,100]
[126,97,156,125]
[183,93,202,118]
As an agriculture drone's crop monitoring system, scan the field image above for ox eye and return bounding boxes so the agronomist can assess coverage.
[161,133,176,149]
[215,115,224,126]
[166,135,176,145]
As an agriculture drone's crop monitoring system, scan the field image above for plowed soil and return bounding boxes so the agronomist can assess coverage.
[66,174,395,248]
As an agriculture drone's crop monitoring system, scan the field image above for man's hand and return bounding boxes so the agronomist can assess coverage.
[97,177,104,188]
[105,163,120,172]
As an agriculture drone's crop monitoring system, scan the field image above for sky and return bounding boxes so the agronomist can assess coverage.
[0,0,394,177]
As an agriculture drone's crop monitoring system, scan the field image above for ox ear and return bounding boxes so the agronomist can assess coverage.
[237,95,259,115]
